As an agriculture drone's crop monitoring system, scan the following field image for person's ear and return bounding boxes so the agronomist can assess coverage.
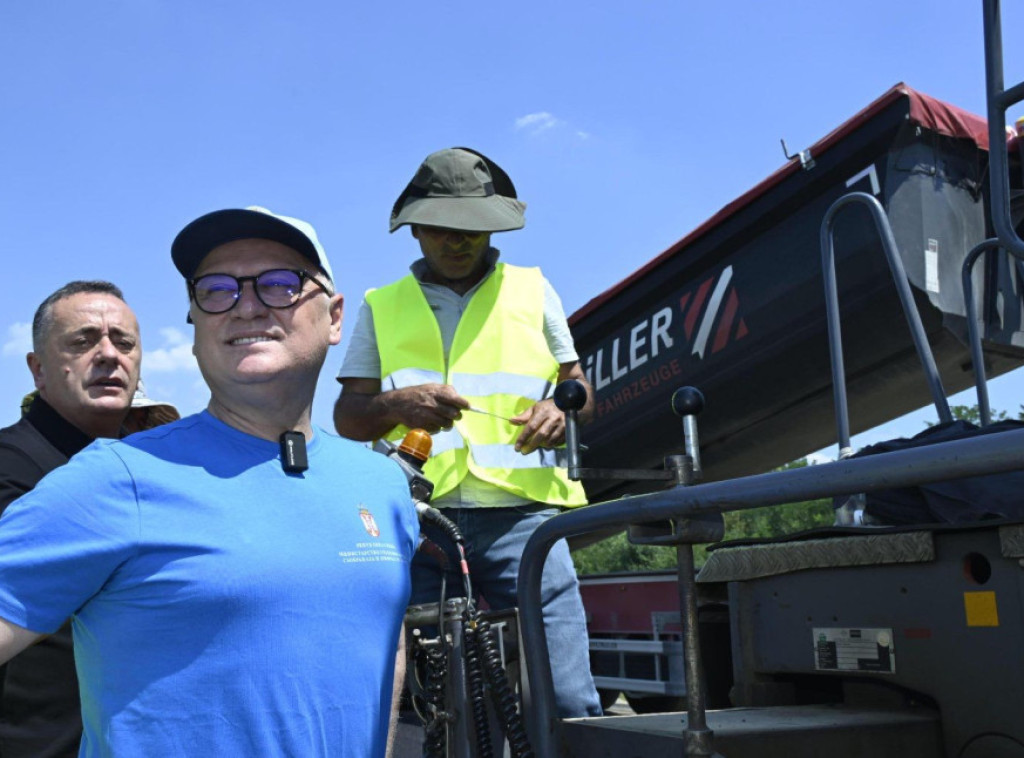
[26,352,45,390]
[328,294,344,346]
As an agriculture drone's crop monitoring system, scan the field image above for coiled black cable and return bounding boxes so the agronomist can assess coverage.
[412,535,451,758]
[462,620,494,758]
[467,608,535,758]
[415,505,534,757]
[419,642,448,758]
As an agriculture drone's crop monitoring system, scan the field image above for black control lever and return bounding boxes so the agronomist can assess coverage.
[553,379,587,476]
[553,381,722,756]
[630,387,718,544]
[671,386,705,483]
[554,380,706,485]
[554,379,671,482]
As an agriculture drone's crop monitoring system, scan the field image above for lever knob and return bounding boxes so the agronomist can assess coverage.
[554,380,588,412]
[671,386,705,417]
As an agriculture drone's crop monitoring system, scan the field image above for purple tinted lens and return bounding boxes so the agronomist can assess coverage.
[256,269,303,305]
[194,274,240,312]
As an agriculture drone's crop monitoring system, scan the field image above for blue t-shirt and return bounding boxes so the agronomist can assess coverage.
[0,411,418,758]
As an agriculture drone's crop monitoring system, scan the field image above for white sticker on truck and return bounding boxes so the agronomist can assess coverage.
[813,627,895,674]
[925,239,940,293]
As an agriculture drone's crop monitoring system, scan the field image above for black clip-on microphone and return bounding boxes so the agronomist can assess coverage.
[279,431,309,474]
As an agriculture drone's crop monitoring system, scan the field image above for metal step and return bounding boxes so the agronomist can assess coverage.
[558,704,942,758]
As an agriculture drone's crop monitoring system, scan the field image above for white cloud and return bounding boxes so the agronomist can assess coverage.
[143,327,199,373]
[2,322,31,357]
[514,111,561,135]
[514,111,592,141]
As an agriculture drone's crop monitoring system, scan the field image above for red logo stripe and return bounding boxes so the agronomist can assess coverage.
[684,278,714,340]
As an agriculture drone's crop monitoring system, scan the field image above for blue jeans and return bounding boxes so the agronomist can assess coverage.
[411,505,603,718]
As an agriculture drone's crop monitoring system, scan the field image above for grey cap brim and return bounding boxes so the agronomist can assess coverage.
[172,208,333,281]
[389,195,526,234]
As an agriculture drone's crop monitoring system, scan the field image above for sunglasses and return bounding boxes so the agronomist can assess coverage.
[188,269,330,315]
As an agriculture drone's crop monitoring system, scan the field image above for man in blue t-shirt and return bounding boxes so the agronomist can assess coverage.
[0,207,420,757]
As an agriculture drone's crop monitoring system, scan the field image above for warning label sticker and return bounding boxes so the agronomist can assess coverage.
[925,239,940,293]
[813,628,895,674]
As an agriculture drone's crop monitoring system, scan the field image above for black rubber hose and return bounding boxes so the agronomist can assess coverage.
[418,505,465,548]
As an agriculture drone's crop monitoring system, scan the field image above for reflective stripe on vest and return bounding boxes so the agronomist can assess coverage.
[430,426,465,456]
[471,443,570,470]
[382,367,445,392]
[450,371,552,401]
[380,369,551,402]
[367,263,586,506]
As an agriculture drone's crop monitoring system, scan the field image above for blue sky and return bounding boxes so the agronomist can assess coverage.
[1,1,1021,463]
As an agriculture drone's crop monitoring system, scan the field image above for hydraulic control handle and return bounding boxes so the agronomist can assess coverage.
[671,386,705,482]
[553,379,588,476]
[553,381,709,484]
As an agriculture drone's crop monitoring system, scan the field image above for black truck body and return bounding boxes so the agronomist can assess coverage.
[569,83,1024,500]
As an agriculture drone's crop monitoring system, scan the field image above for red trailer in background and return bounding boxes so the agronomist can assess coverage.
[579,570,731,714]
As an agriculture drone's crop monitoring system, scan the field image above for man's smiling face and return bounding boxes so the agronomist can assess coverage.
[188,238,343,397]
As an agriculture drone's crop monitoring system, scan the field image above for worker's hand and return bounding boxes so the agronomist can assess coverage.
[386,384,469,434]
[510,399,565,454]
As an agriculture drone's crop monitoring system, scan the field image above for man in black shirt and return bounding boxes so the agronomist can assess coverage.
[0,280,141,758]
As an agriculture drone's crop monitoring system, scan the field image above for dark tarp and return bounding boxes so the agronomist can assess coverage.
[851,419,1024,524]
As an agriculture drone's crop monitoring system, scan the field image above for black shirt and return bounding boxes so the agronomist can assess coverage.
[0,397,94,758]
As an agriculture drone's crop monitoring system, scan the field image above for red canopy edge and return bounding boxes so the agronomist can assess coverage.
[569,83,989,326]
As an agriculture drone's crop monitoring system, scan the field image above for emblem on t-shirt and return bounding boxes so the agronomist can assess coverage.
[359,506,381,538]
[339,510,403,564]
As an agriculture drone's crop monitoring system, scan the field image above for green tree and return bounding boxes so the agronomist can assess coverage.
[928,404,1008,425]
[572,531,679,575]
[925,403,1024,426]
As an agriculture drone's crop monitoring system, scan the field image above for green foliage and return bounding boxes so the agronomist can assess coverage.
[572,531,680,576]
[929,404,1008,425]
[925,403,1024,426]
[573,458,834,576]
[714,498,832,545]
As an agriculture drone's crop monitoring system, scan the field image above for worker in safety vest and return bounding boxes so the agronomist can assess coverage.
[333,147,603,718]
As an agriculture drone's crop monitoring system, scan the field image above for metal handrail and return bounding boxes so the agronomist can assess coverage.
[517,426,1024,757]
[983,0,1024,259]
[960,238,1004,425]
[820,192,952,458]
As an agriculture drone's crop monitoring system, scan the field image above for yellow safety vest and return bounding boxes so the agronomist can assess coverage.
[367,263,587,506]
